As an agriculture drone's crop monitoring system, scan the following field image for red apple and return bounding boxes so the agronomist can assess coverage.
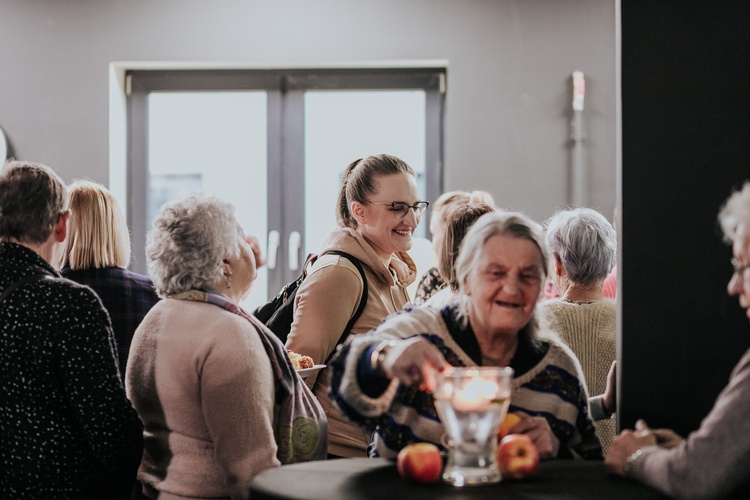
[497,434,539,479]
[397,442,443,484]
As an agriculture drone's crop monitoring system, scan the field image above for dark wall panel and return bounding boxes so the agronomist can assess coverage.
[620,1,750,435]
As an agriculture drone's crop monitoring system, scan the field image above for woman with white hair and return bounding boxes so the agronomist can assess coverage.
[330,211,601,460]
[126,193,326,500]
[540,207,617,451]
[605,182,750,498]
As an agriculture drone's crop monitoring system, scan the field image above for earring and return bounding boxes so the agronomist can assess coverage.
[225,274,232,289]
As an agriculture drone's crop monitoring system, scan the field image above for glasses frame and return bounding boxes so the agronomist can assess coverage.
[731,257,750,281]
[366,200,430,220]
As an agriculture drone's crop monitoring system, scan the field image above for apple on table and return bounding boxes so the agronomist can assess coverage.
[497,434,540,479]
[396,442,443,484]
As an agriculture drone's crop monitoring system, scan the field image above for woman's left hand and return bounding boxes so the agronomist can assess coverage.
[510,411,560,459]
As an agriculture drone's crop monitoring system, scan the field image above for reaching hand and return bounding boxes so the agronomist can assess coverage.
[380,337,448,392]
[510,411,560,459]
[605,419,659,476]
[636,420,683,449]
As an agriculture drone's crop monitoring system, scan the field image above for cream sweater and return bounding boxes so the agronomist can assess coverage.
[126,299,280,500]
[285,227,416,457]
[540,298,616,451]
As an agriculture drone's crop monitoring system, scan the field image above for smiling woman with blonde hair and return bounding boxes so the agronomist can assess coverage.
[62,180,159,378]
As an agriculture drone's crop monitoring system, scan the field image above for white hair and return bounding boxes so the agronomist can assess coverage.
[719,181,750,242]
[147,193,242,297]
[544,207,616,286]
[454,210,550,346]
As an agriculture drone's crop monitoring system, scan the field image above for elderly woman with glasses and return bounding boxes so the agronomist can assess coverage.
[329,211,602,460]
[285,154,424,458]
[604,182,750,498]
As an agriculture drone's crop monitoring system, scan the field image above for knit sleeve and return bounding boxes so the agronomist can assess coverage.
[329,308,445,426]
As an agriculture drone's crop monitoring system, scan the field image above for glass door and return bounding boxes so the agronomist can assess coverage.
[146,91,268,310]
[127,68,444,307]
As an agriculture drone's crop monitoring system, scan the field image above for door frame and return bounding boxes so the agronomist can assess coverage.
[120,63,446,294]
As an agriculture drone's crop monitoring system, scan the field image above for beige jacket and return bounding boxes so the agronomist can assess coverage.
[285,227,416,457]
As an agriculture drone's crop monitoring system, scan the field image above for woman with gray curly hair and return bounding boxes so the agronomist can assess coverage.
[329,210,601,460]
[540,207,617,451]
[126,193,326,500]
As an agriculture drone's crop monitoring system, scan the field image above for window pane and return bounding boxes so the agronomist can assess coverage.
[304,90,427,259]
[148,91,268,309]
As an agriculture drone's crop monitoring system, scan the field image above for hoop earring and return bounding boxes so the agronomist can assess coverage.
[225,274,232,289]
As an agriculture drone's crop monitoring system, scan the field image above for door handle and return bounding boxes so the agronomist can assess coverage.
[288,231,301,271]
[267,230,280,270]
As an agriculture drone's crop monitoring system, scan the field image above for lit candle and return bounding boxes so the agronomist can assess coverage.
[452,377,499,412]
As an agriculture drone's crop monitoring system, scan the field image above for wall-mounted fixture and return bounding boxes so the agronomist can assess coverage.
[0,127,7,162]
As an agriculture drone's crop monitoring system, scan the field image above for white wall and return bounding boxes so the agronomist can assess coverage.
[0,0,616,222]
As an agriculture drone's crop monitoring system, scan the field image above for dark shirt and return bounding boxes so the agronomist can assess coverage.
[0,242,143,499]
[62,266,160,378]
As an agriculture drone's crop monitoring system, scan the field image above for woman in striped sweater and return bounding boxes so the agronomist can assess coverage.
[330,211,601,460]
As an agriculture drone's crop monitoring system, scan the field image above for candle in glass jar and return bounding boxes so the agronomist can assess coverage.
[452,377,500,412]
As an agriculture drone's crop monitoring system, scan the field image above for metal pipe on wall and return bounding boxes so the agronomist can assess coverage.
[570,70,587,207]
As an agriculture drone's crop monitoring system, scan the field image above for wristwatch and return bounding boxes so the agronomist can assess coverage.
[370,339,397,377]
[623,448,645,476]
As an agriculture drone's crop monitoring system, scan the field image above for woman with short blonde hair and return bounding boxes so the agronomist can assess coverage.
[62,180,159,377]
[65,180,131,269]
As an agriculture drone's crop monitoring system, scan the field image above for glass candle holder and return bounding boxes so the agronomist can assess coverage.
[434,366,514,486]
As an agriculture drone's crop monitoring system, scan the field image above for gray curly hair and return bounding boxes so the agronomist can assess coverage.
[544,207,616,286]
[147,193,242,297]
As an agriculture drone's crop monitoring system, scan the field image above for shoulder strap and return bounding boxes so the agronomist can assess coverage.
[323,250,369,363]
[0,273,51,303]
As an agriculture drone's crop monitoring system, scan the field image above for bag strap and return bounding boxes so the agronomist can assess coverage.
[0,273,52,303]
[323,250,369,364]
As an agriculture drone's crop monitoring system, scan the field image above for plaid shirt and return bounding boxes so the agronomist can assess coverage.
[62,266,160,378]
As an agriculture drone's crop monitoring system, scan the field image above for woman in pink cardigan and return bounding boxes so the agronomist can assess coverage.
[127,194,326,500]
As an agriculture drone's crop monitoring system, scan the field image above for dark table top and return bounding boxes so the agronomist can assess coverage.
[250,458,668,500]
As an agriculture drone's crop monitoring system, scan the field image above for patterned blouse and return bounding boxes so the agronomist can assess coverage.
[413,266,446,305]
[0,242,143,499]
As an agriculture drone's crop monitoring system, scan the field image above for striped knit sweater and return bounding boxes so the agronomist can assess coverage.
[540,298,616,452]
[330,305,602,460]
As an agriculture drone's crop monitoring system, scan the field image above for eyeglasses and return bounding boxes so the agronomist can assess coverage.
[731,257,750,281]
[367,201,429,219]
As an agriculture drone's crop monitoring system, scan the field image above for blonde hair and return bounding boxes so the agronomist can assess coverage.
[336,154,415,229]
[432,190,495,227]
[439,203,497,290]
[64,180,131,269]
